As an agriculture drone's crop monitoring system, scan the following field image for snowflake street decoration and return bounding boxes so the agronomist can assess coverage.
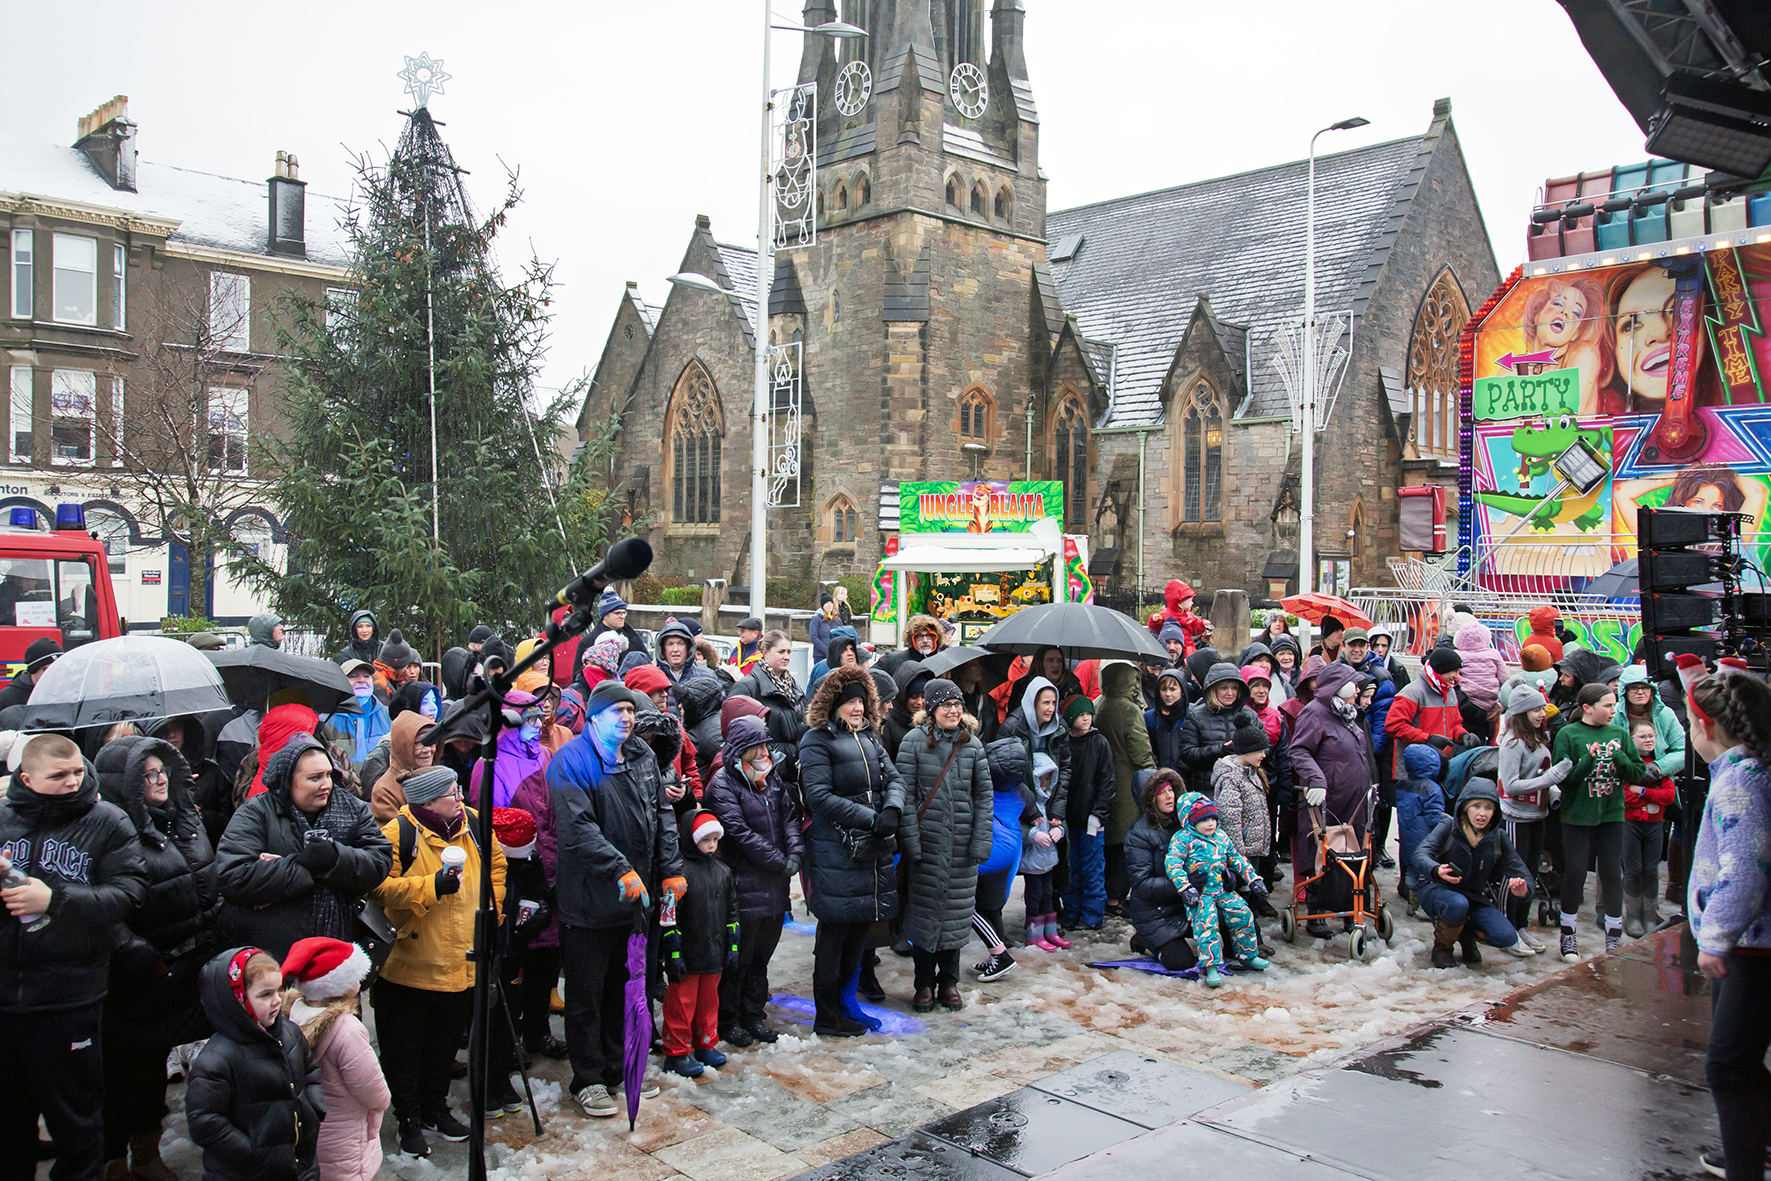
[399,52,451,108]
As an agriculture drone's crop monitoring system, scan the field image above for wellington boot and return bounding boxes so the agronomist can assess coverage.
[1623,894,1646,939]
[1431,920,1463,969]
[1643,893,1664,928]
[129,1136,178,1181]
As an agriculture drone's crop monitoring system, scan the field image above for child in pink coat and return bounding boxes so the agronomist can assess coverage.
[1453,621,1509,715]
[281,939,391,1181]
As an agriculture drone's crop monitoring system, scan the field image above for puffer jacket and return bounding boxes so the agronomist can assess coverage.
[677,676,727,787]
[896,716,993,951]
[1125,787,1196,950]
[998,675,1071,821]
[185,948,322,1181]
[1385,665,1467,776]
[705,716,804,922]
[1054,725,1113,831]
[1347,654,1396,761]
[547,732,681,930]
[95,735,222,1027]
[672,826,740,974]
[505,764,560,950]
[882,661,931,762]
[1096,663,1156,844]
[979,738,1032,880]
[149,713,233,846]
[1453,623,1508,713]
[1145,685,1188,775]
[1211,756,1272,860]
[1290,663,1378,823]
[1178,663,1258,795]
[0,761,149,1013]
[372,805,506,992]
[1617,664,1687,778]
[214,735,394,959]
[1410,779,1531,907]
[798,666,906,924]
[286,996,386,1181]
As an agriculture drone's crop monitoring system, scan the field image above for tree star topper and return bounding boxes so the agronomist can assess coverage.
[399,52,451,108]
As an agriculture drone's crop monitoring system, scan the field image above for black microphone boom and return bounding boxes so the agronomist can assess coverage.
[556,536,653,608]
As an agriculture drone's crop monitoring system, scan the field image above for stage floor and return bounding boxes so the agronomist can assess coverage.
[796,925,1718,1180]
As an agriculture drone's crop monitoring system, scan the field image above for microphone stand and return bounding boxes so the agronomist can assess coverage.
[464,540,649,1181]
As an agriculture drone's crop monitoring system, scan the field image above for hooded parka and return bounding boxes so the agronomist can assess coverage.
[705,716,804,922]
[798,665,906,924]
[371,804,506,992]
[1095,662,1156,844]
[1178,663,1258,795]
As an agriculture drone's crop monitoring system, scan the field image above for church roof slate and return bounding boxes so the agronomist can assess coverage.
[1047,134,1426,426]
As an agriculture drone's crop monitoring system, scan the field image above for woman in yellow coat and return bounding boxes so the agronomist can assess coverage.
[369,766,507,1160]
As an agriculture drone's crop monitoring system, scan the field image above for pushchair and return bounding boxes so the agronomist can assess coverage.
[1279,789,1394,960]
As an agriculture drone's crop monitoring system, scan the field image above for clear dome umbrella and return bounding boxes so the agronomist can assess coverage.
[19,635,233,731]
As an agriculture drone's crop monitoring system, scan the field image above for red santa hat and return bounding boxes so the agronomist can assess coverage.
[492,807,538,859]
[281,937,372,1002]
[1675,653,1713,727]
[690,811,724,844]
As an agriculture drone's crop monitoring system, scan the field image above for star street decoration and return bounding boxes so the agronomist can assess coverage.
[399,52,451,109]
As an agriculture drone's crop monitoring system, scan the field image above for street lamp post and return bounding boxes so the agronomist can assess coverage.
[672,6,862,628]
[1299,115,1369,599]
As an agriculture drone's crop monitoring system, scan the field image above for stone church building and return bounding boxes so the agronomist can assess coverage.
[581,0,1500,602]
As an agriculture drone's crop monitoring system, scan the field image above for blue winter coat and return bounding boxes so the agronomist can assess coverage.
[322,697,391,766]
[980,784,1026,879]
[1350,654,1396,760]
[808,612,838,662]
[1394,744,1447,893]
[1145,702,1187,774]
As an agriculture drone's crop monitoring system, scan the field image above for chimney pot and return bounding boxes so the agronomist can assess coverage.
[74,96,137,192]
[268,152,307,258]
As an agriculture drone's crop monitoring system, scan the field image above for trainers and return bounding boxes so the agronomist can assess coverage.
[975,952,1015,982]
[1560,927,1579,963]
[638,1079,661,1100]
[486,1074,524,1116]
[1517,928,1547,952]
[720,1025,755,1048]
[1503,940,1538,957]
[397,1118,430,1159]
[743,1022,779,1044]
[575,1084,619,1118]
[1605,929,1622,954]
[1699,1147,1771,1178]
[422,1108,470,1142]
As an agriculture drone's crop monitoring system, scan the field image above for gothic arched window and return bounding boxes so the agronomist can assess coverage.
[1051,389,1089,533]
[945,176,962,207]
[1405,266,1470,459]
[834,182,848,211]
[971,183,987,217]
[958,385,994,449]
[994,186,1010,221]
[667,362,723,526]
[826,495,859,544]
[855,172,871,207]
[1178,381,1223,523]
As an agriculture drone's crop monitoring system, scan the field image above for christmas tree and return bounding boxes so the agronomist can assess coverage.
[245,105,612,654]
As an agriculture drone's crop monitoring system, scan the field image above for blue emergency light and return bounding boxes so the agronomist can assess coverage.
[55,503,85,531]
[8,507,36,530]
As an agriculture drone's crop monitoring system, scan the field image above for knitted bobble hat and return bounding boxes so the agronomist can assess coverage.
[1060,695,1095,724]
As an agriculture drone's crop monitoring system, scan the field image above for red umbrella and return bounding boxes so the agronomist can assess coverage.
[622,904,653,1130]
[1279,592,1373,631]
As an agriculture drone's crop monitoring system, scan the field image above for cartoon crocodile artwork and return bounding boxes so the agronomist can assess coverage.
[1474,415,1612,533]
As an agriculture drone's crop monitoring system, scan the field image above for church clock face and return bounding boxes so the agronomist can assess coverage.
[834,60,871,117]
[949,62,987,119]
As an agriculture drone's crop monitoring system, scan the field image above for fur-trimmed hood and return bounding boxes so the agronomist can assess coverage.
[909,709,981,743]
[806,663,881,730]
[631,706,684,770]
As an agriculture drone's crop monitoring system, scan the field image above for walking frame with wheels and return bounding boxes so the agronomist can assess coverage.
[1278,788,1394,960]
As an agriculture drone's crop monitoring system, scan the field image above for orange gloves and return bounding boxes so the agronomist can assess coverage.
[662,876,688,903]
[617,871,649,908]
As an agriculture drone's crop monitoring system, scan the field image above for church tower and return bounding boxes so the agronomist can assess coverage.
[782,0,1056,563]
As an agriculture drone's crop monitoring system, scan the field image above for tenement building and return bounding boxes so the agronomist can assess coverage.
[584,0,1500,599]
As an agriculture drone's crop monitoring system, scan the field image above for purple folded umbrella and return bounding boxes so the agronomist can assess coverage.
[623,913,651,1130]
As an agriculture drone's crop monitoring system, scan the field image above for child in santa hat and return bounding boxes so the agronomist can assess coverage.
[660,812,739,1077]
[281,938,389,1179]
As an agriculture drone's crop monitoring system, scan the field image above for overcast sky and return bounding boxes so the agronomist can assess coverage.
[5,1,1651,397]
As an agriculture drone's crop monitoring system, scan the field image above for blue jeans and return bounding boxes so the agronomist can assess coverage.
[1061,831,1106,927]
[1415,881,1520,948]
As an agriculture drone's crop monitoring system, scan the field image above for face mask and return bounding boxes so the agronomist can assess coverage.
[353,684,374,701]
[745,757,772,783]
[519,722,541,743]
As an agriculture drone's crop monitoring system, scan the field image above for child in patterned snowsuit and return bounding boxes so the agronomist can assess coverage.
[1165,796,1271,986]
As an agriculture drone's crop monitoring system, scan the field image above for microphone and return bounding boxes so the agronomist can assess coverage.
[556,537,653,608]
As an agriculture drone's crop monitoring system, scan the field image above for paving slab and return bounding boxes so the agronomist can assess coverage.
[918,1088,1147,1177]
[1037,1119,1369,1181]
[788,1131,1024,1181]
[1027,1047,1249,1129]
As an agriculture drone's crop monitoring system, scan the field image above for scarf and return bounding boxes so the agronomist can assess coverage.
[1422,664,1448,698]
[412,803,463,840]
[765,665,803,706]
[1331,695,1359,722]
[297,786,364,941]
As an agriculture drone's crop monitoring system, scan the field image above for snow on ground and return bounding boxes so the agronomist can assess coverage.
[118,849,1610,1181]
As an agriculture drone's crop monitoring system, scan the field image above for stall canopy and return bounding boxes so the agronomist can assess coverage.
[879,517,1064,574]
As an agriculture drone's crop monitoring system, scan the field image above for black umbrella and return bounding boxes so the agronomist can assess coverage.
[918,644,1013,679]
[206,646,355,714]
[1584,558,1638,601]
[973,602,1169,663]
[21,636,232,731]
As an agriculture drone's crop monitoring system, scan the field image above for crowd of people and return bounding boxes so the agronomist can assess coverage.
[1,582,1768,1181]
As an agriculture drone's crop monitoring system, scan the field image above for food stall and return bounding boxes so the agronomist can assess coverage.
[870,481,1093,646]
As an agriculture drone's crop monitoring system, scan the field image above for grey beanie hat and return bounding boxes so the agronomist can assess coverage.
[402,766,458,806]
[1505,685,1548,717]
[921,677,964,713]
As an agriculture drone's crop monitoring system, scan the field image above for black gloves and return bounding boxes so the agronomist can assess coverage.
[874,806,900,836]
[295,836,339,876]
[433,868,461,897]
[1454,732,1485,751]
[1187,868,1207,889]
[1426,735,1452,752]
[1249,878,1270,898]
[661,928,683,983]
[783,858,800,878]
[1180,886,1202,910]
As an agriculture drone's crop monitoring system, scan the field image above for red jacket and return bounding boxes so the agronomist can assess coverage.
[1145,579,1208,646]
[1384,671,1466,777]
[1624,770,1676,823]
[1525,606,1564,663]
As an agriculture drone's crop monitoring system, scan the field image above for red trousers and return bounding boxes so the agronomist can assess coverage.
[662,972,722,1055]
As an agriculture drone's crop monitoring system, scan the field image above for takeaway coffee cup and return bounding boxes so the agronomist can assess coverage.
[440,846,467,877]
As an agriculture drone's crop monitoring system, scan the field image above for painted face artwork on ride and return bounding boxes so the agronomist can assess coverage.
[1465,246,1771,598]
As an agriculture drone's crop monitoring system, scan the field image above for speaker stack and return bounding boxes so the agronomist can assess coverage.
[1637,506,1770,676]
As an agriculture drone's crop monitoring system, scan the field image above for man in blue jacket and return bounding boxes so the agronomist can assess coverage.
[549,681,686,1121]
